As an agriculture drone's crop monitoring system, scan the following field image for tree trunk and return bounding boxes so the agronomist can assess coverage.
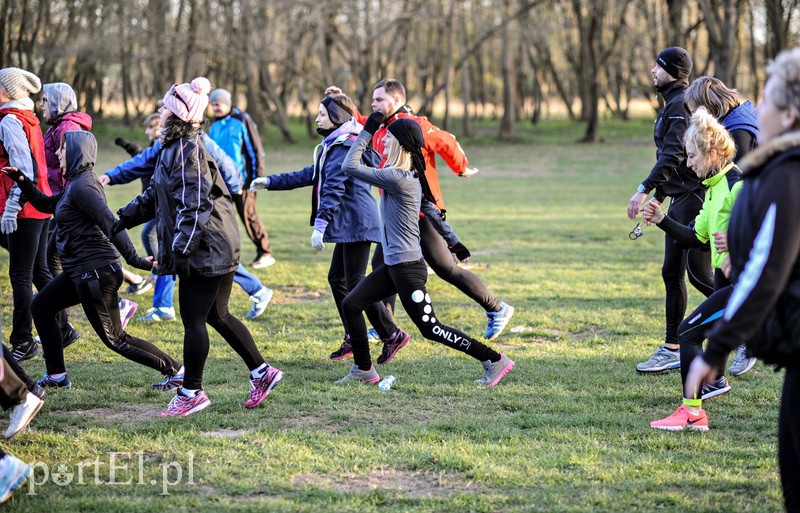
[498,0,516,140]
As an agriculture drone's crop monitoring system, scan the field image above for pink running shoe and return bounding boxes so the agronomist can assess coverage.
[245,366,283,409]
[157,390,210,417]
[650,405,709,432]
[475,354,515,387]
[119,299,138,330]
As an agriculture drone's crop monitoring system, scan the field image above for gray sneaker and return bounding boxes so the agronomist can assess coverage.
[475,354,515,387]
[334,365,381,385]
[729,345,757,376]
[636,346,680,373]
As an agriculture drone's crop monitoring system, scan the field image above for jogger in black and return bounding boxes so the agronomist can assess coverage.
[338,113,514,386]
[2,130,181,390]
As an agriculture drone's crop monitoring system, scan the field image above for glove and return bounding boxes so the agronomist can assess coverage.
[250,176,270,192]
[111,218,130,236]
[114,137,142,156]
[310,229,325,252]
[1,198,22,234]
[128,255,154,272]
[363,112,385,135]
[1,166,24,183]
[449,242,471,262]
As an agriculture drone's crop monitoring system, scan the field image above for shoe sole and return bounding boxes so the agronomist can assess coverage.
[650,424,709,432]
[4,399,44,439]
[245,370,283,409]
[329,349,353,361]
[0,465,32,503]
[729,358,757,377]
[485,359,516,387]
[701,385,731,400]
[377,332,410,365]
[485,305,515,341]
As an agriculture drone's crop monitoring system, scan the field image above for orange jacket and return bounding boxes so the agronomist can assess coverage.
[358,109,469,212]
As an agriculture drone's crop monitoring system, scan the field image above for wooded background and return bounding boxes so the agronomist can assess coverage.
[1,0,798,142]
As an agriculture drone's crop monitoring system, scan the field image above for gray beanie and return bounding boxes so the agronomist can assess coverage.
[0,67,42,100]
[209,88,232,106]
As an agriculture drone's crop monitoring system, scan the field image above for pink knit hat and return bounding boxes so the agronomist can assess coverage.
[162,77,211,123]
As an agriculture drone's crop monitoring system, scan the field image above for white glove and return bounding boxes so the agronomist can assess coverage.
[310,229,325,252]
[249,177,270,192]
[1,198,22,234]
[460,167,480,178]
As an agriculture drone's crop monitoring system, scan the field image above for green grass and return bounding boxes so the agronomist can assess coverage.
[0,118,784,512]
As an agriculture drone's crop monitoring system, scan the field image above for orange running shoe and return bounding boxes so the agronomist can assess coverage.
[650,404,709,432]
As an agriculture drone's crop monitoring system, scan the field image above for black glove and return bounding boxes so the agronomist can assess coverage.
[111,218,130,236]
[115,137,142,157]
[449,242,471,262]
[363,112,385,135]
[1,167,24,183]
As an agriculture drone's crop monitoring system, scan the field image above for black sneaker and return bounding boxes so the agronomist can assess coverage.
[10,341,41,363]
[29,384,46,400]
[329,337,353,361]
[376,330,411,365]
[701,375,731,400]
[62,324,81,349]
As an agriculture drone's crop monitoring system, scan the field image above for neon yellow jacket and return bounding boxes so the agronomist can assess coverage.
[693,163,742,269]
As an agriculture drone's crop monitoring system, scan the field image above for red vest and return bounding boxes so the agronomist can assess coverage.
[0,108,51,219]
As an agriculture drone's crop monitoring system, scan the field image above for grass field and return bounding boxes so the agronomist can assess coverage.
[0,118,785,512]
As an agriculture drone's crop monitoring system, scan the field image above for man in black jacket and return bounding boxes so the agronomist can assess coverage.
[627,47,714,373]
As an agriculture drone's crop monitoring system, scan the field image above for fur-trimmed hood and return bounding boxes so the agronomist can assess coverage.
[738,131,800,175]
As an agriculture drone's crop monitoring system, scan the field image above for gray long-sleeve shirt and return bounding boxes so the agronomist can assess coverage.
[342,131,423,265]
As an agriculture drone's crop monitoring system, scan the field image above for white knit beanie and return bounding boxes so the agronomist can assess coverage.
[0,67,42,100]
[162,77,211,123]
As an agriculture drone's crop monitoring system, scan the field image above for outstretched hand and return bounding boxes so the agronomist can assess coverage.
[460,167,479,178]
[1,166,24,183]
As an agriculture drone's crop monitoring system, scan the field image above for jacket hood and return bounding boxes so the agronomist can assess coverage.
[42,83,78,122]
[64,130,97,181]
[738,131,800,176]
[58,111,92,131]
[722,101,759,138]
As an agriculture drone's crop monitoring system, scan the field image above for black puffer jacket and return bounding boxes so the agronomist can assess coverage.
[117,131,240,278]
[705,132,800,368]
[13,131,151,279]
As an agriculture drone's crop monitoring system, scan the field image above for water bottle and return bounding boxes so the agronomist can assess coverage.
[378,375,396,392]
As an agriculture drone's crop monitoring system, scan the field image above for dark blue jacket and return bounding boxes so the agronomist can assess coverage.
[267,129,381,244]
[105,134,242,194]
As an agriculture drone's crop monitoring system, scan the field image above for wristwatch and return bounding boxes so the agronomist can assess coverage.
[637,184,647,194]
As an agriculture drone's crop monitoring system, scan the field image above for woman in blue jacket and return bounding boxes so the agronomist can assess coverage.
[251,94,409,363]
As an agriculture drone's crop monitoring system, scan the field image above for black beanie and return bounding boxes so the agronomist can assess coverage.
[656,47,692,81]
[321,96,353,126]
[387,118,424,154]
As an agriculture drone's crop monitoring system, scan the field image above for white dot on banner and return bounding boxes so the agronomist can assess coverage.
[422,315,429,322]
[423,305,432,314]
[411,290,425,303]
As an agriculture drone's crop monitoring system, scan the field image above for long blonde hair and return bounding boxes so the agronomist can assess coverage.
[382,135,412,171]
[684,107,736,178]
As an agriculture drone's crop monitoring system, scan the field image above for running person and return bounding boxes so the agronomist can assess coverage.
[250,93,408,362]
[115,78,282,417]
[337,113,514,387]
[329,80,514,344]
[2,131,183,392]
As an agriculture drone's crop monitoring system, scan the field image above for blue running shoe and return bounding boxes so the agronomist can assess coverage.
[0,454,32,504]
[484,303,515,340]
[36,373,72,389]
[246,287,273,319]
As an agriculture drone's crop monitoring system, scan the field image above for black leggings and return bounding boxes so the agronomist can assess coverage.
[329,242,396,339]
[178,271,265,390]
[8,218,67,346]
[780,365,800,512]
[31,266,180,377]
[678,284,733,391]
[371,218,501,315]
[343,260,499,370]
[662,192,714,345]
